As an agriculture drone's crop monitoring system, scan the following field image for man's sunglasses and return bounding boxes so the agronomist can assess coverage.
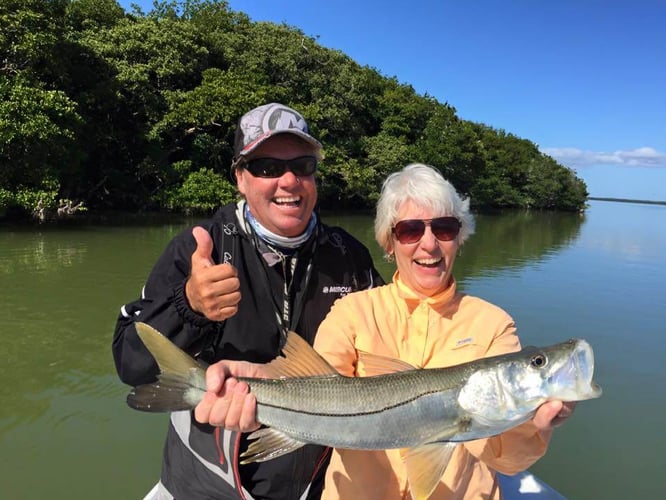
[392,216,462,244]
[243,156,318,178]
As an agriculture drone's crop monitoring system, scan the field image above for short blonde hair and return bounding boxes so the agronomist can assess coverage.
[374,163,475,255]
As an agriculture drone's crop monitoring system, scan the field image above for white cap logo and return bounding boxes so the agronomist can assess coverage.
[262,105,308,134]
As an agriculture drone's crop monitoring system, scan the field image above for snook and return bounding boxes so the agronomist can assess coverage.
[128,322,602,499]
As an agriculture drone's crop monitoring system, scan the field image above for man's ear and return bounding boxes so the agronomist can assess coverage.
[235,168,246,195]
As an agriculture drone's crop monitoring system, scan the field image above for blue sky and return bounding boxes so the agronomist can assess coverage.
[119,1,666,201]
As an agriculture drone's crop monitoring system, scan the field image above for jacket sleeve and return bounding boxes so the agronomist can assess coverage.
[111,226,219,386]
[463,320,552,475]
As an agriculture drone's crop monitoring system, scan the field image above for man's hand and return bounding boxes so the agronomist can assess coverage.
[194,360,264,432]
[186,226,241,322]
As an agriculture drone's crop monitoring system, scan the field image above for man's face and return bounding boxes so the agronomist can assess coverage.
[235,135,319,237]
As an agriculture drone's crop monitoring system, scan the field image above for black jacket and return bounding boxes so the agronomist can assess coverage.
[112,202,384,499]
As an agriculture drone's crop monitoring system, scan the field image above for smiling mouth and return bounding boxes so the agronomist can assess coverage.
[273,196,301,207]
[414,257,442,268]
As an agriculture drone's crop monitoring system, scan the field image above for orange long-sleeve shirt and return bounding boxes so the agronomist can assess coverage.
[313,272,551,499]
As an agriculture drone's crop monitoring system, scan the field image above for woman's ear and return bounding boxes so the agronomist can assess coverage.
[385,244,395,262]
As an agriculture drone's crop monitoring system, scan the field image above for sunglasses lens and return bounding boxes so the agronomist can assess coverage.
[431,217,461,241]
[245,158,279,177]
[393,220,426,244]
[290,156,317,176]
[392,217,461,243]
[245,156,317,178]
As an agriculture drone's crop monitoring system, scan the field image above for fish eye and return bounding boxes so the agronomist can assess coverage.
[530,354,547,368]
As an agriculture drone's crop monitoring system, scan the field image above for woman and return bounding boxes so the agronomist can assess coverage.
[197,163,575,499]
[312,163,571,499]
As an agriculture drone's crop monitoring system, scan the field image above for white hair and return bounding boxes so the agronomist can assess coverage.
[374,163,475,254]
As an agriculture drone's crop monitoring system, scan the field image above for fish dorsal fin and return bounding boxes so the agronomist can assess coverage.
[401,442,457,500]
[357,350,417,376]
[135,322,200,376]
[262,331,339,378]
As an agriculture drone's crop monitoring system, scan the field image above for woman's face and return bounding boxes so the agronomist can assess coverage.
[389,200,459,297]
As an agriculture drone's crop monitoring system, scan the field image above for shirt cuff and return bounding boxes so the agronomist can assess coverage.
[173,280,211,327]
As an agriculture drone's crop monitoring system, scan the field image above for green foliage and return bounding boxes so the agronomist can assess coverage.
[153,68,272,154]
[0,0,588,222]
[0,178,59,218]
[0,0,67,77]
[160,165,236,212]
[472,174,522,209]
[416,107,484,196]
[66,0,125,31]
[524,156,588,210]
[0,75,83,189]
[377,79,434,141]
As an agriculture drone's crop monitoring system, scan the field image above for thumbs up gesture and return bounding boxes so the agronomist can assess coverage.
[185,226,241,322]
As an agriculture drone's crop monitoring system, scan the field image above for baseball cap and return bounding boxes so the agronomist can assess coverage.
[232,103,323,163]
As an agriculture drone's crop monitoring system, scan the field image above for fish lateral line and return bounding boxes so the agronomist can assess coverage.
[249,387,461,418]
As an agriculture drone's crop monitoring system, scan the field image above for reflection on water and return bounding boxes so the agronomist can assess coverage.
[458,209,584,278]
[323,208,585,282]
[1,201,664,499]
[0,233,87,274]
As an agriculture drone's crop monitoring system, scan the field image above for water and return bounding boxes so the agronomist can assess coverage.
[1,200,663,499]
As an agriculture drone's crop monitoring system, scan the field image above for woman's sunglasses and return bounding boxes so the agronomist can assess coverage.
[243,156,318,178]
[392,216,462,244]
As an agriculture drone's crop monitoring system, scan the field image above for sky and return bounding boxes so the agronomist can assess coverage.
[119,1,666,201]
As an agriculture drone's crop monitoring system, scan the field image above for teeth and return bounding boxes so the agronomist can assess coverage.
[274,196,300,204]
[415,258,441,265]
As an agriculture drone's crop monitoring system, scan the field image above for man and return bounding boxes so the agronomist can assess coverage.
[113,103,384,499]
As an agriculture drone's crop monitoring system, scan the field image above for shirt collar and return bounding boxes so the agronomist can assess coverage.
[393,270,457,307]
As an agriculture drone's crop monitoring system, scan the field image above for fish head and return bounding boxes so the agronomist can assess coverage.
[499,339,603,411]
[549,338,603,401]
[459,338,602,424]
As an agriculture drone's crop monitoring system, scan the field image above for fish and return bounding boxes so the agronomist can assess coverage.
[127,322,602,499]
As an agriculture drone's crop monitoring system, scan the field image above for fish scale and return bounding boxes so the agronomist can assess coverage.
[238,370,466,416]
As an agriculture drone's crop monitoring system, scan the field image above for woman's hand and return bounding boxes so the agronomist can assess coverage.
[532,400,577,431]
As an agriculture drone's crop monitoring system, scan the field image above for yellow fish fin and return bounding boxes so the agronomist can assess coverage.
[357,350,417,376]
[262,331,339,378]
[402,442,458,500]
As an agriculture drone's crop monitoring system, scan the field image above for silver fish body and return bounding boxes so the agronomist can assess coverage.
[127,322,602,499]
[235,339,601,450]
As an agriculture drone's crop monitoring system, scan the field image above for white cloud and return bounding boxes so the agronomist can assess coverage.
[541,147,666,168]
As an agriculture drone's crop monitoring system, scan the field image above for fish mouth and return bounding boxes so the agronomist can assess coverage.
[551,339,603,401]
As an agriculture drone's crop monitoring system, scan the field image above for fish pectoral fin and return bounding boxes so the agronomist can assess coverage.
[357,350,417,376]
[239,427,307,464]
[263,331,339,378]
[401,442,457,500]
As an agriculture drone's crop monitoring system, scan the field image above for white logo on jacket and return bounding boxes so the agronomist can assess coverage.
[322,285,353,295]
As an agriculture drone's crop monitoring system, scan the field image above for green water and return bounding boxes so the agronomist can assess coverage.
[1,200,664,499]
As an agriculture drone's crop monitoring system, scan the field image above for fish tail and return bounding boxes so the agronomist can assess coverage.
[126,322,207,413]
[127,377,204,412]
